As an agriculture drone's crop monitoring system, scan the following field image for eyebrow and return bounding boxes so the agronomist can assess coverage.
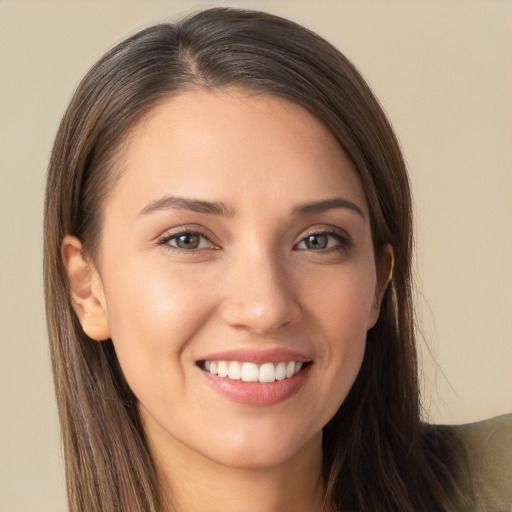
[139,195,236,217]
[139,195,365,219]
[292,198,366,219]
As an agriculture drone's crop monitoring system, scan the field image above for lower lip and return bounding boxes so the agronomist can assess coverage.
[200,364,311,406]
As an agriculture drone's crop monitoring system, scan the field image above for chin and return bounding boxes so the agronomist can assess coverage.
[199,424,322,470]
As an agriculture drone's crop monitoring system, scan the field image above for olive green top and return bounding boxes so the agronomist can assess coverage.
[451,413,512,512]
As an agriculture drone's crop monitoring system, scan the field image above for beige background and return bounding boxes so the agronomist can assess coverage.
[0,1,510,510]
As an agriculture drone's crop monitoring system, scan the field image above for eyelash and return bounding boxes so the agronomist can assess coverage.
[158,230,217,253]
[293,230,352,253]
[157,229,352,254]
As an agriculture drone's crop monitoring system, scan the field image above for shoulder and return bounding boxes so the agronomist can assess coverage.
[448,413,512,512]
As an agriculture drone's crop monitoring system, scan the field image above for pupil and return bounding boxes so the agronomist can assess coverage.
[177,233,199,249]
[307,234,327,249]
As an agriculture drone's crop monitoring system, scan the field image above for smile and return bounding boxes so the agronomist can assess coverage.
[200,360,305,383]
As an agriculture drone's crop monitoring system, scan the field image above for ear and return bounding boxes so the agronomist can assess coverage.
[61,235,111,341]
[367,244,394,329]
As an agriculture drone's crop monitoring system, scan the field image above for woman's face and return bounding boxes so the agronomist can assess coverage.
[82,90,389,469]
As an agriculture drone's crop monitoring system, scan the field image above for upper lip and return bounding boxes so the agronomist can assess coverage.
[197,347,312,364]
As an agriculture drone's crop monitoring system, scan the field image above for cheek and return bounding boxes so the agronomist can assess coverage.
[106,255,215,328]
[303,262,376,408]
[306,259,377,337]
[101,258,218,397]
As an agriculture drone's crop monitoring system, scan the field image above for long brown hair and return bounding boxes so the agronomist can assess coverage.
[44,8,464,511]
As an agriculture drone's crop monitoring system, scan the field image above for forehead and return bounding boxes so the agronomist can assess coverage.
[107,89,367,218]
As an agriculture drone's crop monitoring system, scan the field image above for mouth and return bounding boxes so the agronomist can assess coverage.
[197,360,311,384]
[196,348,313,405]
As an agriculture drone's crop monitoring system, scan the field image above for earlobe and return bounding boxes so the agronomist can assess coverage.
[368,244,394,329]
[61,235,111,342]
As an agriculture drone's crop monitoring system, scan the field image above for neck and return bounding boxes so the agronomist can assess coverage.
[149,426,325,512]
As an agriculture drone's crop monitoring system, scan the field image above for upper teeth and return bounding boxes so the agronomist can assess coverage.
[203,361,304,383]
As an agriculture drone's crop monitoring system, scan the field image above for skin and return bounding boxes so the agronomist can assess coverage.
[63,89,392,512]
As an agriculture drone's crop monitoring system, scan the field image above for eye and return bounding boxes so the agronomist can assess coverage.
[159,231,215,251]
[295,231,350,251]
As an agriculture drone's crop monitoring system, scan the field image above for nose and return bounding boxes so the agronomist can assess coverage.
[219,249,303,335]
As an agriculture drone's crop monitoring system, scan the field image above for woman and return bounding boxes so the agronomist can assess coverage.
[43,7,509,512]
